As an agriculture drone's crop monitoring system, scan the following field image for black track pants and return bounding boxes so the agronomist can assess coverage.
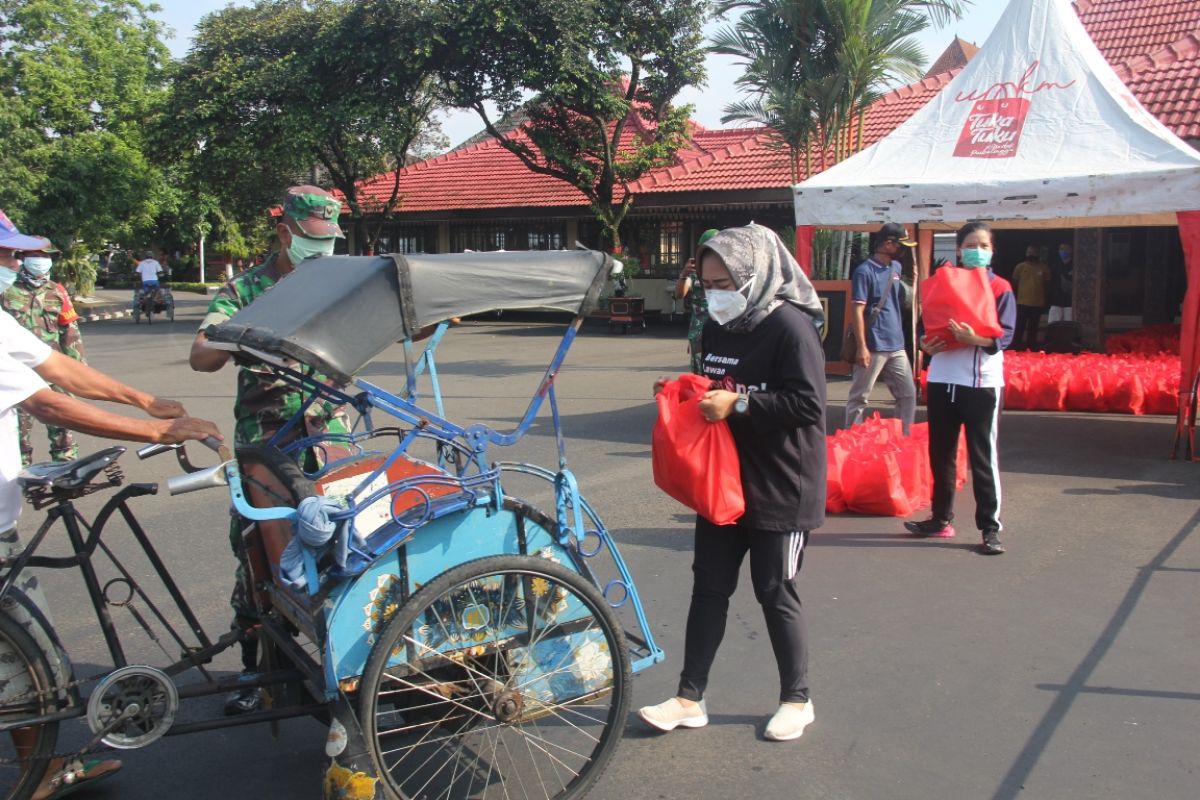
[927,382,1003,532]
[678,516,810,704]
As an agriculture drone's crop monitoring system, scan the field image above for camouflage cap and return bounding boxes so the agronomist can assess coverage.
[281,185,344,239]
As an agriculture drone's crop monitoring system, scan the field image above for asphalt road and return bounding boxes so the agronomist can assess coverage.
[20,291,1200,799]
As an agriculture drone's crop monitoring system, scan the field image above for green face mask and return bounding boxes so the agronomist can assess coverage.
[960,247,993,269]
[287,233,335,265]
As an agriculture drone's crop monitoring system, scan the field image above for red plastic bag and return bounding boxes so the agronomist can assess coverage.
[1028,364,1069,411]
[1066,369,1106,412]
[1104,371,1145,415]
[1004,368,1032,410]
[652,374,745,525]
[841,450,912,517]
[825,438,849,514]
[920,266,1004,350]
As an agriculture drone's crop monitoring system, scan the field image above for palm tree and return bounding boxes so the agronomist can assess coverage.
[714,1,969,171]
[710,0,837,182]
[712,0,969,277]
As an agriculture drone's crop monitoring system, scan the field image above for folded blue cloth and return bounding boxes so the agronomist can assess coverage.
[279,496,345,590]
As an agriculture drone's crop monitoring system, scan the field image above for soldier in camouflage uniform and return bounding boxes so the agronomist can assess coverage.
[190,185,349,714]
[0,247,85,465]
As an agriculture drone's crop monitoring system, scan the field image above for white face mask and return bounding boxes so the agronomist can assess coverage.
[706,277,755,326]
[22,256,53,276]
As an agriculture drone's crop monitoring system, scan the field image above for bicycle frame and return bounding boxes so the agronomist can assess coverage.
[0,482,323,736]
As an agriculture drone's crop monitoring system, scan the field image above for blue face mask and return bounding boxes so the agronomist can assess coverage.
[1058,249,1071,262]
[960,247,993,269]
[0,267,17,293]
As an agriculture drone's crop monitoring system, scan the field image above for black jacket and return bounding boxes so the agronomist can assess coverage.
[701,304,827,531]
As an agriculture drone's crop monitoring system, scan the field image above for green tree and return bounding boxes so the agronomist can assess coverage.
[165,0,445,254]
[437,0,708,254]
[714,0,967,179]
[0,0,171,257]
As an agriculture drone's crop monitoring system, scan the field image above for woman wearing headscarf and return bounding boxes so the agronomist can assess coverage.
[641,223,827,742]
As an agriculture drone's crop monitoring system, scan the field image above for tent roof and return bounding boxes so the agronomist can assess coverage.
[794,0,1200,230]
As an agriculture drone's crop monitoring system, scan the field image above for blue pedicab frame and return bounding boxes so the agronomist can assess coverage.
[194,249,663,799]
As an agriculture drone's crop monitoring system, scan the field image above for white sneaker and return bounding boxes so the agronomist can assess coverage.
[637,697,708,732]
[764,700,814,741]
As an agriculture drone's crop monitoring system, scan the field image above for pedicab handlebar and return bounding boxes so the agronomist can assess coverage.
[165,458,296,522]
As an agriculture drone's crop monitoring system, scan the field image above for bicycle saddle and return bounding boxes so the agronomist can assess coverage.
[18,446,126,490]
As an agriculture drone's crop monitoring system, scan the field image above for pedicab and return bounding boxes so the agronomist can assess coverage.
[132,283,174,324]
[179,249,663,799]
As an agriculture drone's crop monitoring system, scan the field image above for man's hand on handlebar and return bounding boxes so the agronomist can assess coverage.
[154,416,223,445]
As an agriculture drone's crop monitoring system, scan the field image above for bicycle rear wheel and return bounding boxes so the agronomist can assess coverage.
[0,611,62,800]
[359,554,631,800]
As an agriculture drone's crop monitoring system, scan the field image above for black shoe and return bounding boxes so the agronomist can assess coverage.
[224,675,263,716]
[903,518,955,538]
[981,530,1005,555]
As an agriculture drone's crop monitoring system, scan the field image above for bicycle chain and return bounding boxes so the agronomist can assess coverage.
[0,668,112,764]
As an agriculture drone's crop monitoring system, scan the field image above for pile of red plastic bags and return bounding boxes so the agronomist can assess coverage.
[1000,351,1179,415]
[826,414,967,517]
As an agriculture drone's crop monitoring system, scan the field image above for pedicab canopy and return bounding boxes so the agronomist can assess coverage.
[204,250,615,383]
[792,0,1200,457]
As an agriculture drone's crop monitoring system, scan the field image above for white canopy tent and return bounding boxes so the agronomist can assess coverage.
[792,0,1200,456]
[792,0,1200,230]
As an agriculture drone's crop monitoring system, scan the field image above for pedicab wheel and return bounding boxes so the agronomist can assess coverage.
[167,305,174,322]
[359,554,632,800]
[133,308,141,324]
[0,612,63,800]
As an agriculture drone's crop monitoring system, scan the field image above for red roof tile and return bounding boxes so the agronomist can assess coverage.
[924,37,980,79]
[1078,0,1200,62]
[1078,0,1200,139]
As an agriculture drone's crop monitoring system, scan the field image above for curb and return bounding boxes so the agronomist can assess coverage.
[78,309,133,323]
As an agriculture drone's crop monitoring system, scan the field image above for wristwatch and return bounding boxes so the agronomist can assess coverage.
[734,392,750,415]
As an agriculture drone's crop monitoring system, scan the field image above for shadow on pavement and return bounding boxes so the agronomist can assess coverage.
[990,505,1200,800]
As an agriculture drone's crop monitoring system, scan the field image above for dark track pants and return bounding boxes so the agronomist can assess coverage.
[927,382,1003,532]
[678,517,810,704]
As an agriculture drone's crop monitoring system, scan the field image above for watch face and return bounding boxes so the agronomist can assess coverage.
[735,395,749,414]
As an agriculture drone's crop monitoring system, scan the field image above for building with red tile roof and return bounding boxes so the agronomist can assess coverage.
[352,0,1199,320]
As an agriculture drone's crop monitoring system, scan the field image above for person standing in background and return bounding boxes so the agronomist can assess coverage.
[1010,245,1051,350]
[0,240,86,465]
[845,223,916,435]
[675,229,720,374]
[1048,242,1073,323]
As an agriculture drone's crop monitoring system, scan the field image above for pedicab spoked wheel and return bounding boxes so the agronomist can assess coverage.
[360,554,631,800]
[0,611,63,800]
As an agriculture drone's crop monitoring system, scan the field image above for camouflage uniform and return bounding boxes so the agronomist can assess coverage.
[1,272,85,465]
[199,252,351,624]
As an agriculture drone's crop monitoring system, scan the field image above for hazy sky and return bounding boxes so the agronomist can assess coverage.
[153,0,1010,149]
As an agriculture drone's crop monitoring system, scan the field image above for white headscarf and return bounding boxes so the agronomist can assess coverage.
[698,223,824,332]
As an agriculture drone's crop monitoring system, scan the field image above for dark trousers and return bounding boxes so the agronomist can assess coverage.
[678,517,810,704]
[1014,305,1043,350]
[927,382,1003,533]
